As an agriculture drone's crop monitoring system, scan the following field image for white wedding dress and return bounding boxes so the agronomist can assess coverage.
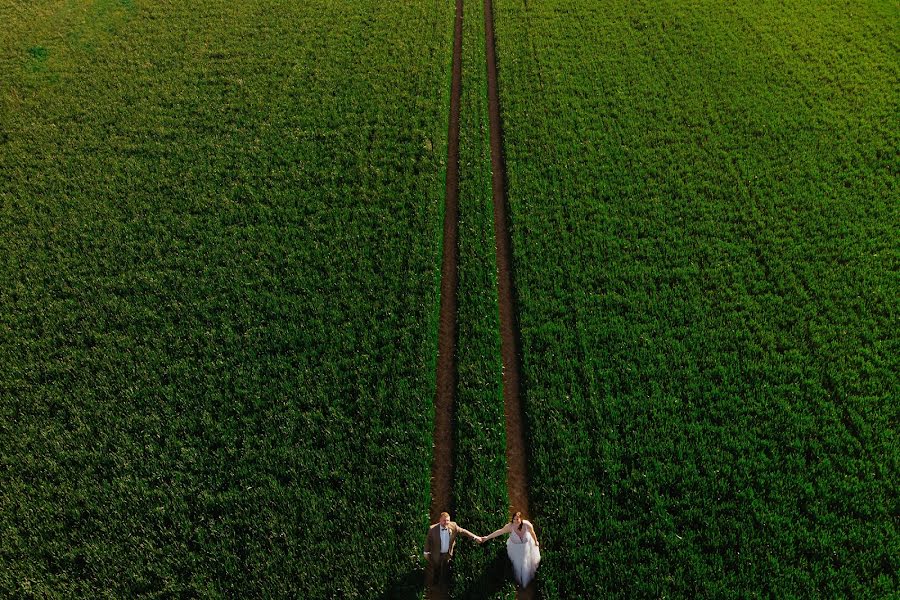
[506,528,541,588]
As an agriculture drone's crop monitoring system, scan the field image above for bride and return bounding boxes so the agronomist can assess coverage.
[479,511,541,588]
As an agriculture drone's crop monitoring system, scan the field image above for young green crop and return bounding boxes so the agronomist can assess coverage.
[492,0,898,596]
[0,0,452,596]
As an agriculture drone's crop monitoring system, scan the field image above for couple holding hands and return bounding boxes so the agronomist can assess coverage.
[424,510,541,589]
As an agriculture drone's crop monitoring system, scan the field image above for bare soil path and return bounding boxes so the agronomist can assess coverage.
[483,0,535,597]
[429,0,534,595]
[426,0,463,597]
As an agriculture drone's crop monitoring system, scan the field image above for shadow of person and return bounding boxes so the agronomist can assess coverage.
[379,565,425,600]
[456,547,513,600]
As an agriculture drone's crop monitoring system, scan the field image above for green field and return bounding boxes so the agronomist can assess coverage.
[492,0,898,596]
[3,0,898,597]
[0,0,452,596]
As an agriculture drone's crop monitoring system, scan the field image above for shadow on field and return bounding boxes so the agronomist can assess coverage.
[380,566,424,600]
[457,547,513,599]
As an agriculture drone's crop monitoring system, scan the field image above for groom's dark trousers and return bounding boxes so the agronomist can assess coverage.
[435,552,451,584]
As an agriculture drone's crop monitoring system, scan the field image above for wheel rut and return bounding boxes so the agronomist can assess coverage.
[426,0,463,596]
[483,0,535,597]
[429,0,534,595]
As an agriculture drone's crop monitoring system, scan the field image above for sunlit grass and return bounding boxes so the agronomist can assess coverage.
[493,0,898,596]
[0,0,452,596]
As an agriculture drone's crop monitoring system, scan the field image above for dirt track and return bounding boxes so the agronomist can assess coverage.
[429,0,534,595]
[483,0,535,597]
[426,0,463,596]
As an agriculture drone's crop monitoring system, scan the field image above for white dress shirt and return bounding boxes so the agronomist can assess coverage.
[440,526,451,553]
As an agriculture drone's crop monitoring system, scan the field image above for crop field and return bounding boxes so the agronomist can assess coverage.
[3,0,898,597]
[492,0,898,596]
[0,0,453,596]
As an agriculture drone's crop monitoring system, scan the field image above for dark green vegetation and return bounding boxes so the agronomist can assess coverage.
[492,0,898,596]
[4,0,898,596]
[450,0,514,597]
[0,0,452,596]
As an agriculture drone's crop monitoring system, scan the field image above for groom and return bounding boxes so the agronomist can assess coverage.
[424,511,481,585]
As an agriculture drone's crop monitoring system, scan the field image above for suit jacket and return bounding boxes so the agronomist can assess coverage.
[425,522,461,565]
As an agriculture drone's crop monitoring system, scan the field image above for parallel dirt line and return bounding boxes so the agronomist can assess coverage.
[483,0,535,597]
[427,0,463,596]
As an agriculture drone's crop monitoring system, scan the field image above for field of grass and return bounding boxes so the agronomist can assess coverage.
[0,0,453,596]
[450,0,515,596]
[4,0,898,596]
[492,0,898,596]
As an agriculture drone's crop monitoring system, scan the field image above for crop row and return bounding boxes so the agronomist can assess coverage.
[492,0,898,596]
[0,0,453,597]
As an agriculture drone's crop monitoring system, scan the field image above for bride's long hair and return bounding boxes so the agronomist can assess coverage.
[511,511,524,532]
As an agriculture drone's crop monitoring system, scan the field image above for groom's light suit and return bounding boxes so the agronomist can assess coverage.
[425,521,461,562]
[425,521,464,583]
